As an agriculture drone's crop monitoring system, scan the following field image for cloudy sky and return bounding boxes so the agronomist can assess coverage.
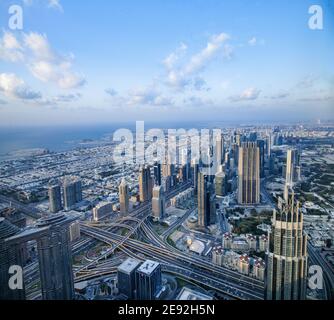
[0,0,333,126]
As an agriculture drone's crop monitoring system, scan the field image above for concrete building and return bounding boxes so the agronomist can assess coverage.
[238,254,250,275]
[197,172,216,228]
[0,218,26,300]
[265,189,308,300]
[119,178,129,215]
[153,162,162,186]
[215,172,227,197]
[135,260,162,300]
[253,258,266,281]
[238,142,260,205]
[176,287,213,300]
[117,258,141,299]
[48,184,62,213]
[6,213,76,300]
[63,178,82,211]
[93,202,113,222]
[152,185,166,221]
[259,235,269,252]
[139,166,153,203]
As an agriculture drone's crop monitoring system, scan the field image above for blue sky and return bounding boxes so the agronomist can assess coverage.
[0,0,333,126]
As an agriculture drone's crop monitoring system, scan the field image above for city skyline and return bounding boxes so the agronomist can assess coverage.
[0,0,333,126]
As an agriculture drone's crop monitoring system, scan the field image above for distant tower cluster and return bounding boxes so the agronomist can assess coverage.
[238,142,260,205]
[139,166,153,203]
[197,172,216,228]
[152,185,166,221]
[119,178,129,214]
[265,188,308,300]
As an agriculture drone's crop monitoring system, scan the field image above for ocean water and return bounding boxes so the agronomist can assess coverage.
[0,120,246,156]
[0,125,128,156]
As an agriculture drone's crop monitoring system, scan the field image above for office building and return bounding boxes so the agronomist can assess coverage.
[93,202,113,221]
[198,172,216,228]
[119,178,129,215]
[6,213,76,300]
[216,134,224,170]
[136,260,162,300]
[63,177,82,211]
[0,218,25,300]
[139,166,153,203]
[238,142,260,205]
[48,184,62,213]
[286,149,301,186]
[153,162,162,186]
[215,172,227,197]
[265,189,308,300]
[152,185,166,221]
[257,140,265,178]
[117,258,141,299]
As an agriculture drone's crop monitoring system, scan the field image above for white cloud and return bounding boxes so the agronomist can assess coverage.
[23,0,63,12]
[164,33,231,91]
[126,87,173,107]
[163,42,187,70]
[105,88,118,97]
[47,0,63,12]
[0,31,86,90]
[0,73,41,100]
[230,87,261,102]
[248,37,257,46]
[0,32,24,62]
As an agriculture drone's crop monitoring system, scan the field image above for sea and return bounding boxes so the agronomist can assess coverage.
[0,120,265,157]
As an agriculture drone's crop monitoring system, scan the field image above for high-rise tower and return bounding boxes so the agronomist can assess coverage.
[152,185,166,221]
[48,184,62,213]
[198,172,216,228]
[238,142,260,205]
[139,166,153,203]
[119,178,129,214]
[265,189,308,300]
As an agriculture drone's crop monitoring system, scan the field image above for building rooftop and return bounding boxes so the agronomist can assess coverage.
[118,258,141,275]
[137,260,160,275]
[176,287,213,301]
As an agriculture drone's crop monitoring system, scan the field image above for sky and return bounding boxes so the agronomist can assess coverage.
[0,0,333,126]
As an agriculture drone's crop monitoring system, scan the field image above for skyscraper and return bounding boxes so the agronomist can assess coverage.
[139,166,153,203]
[153,162,162,186]
[135,260,162,300]
[286,149,301,186]
[119,178,129,215]
[238,142,260,205]
[63,178,82,211]
[48,184,63,213]
[216,134,224,171]
[257,140,265,178]
[152,185,166,221]
[6,213,76,300]
[192,162,199,195]
[117,258,141,299]
[215,172,227,197]
[0,218,25,300]
[265,189,308,300]
[198,172,216,228]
